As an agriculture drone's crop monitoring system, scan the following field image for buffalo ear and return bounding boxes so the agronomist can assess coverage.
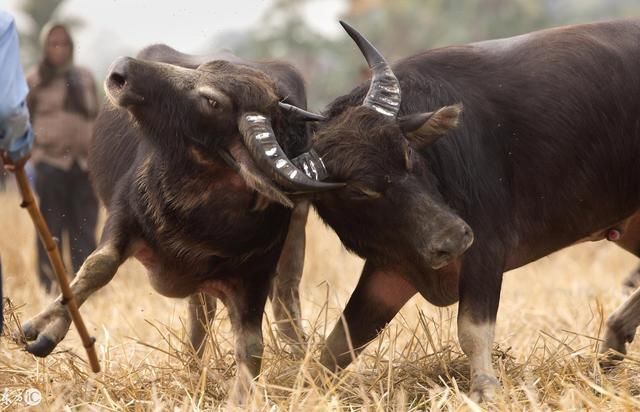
[399,104,462,147]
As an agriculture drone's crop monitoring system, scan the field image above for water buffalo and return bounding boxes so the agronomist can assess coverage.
[260,20,640,401]
[17,44,340,391]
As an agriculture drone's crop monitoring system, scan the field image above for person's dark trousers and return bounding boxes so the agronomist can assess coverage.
[0,257,4,335]
[35,161,98,293]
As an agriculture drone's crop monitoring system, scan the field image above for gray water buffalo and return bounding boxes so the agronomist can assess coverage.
[17,44,340,391]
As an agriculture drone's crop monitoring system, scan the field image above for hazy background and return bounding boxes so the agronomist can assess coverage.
[2,1,640,409]
[3,0,640,109]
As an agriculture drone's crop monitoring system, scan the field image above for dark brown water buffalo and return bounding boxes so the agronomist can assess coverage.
[17,44,340,392]
[252,20,640,400]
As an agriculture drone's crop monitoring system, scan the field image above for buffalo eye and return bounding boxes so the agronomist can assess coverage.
[196,86,231,112]
[352,185,382,199]
[350,176,392,200]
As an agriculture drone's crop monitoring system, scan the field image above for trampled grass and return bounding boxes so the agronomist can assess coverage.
[0,187,639,410]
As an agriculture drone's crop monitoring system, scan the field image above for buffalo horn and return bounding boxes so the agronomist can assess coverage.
[238,113,344,192]
[340,20,401,118]
[278,102,327,121]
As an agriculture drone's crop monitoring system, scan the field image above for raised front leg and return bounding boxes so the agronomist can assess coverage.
[320,261,416,371]
[270,201,309,354]
[188,292,217,358]
[19,214,132,357]
[457,252,504,402]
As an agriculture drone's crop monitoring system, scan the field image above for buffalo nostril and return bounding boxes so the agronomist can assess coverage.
[107,56,131,90]
[461,225,474,248]
[429,223,473,264]
[434,250,452,261]
[109,72,126,89]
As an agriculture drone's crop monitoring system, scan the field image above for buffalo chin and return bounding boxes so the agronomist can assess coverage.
[429,257,454,270]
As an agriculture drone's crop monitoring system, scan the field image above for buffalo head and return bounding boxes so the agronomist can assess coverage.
[268,22,474,269]
[104,56,342,208]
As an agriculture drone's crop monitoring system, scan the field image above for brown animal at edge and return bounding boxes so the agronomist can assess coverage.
[243,20,640,402]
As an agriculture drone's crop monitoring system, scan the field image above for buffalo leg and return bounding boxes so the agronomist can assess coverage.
[601,287,640,363]
[320,261,416,371]
[614,212,640,291]
[218,273,271,399]
[622,265,640,290]
[188,292,217,358]
[602,213,640,362]
[20,214,132,357]
[270,201,308,354]
[457,252,504,402]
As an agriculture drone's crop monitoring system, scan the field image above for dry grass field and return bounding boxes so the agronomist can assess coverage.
[1,185,640,411]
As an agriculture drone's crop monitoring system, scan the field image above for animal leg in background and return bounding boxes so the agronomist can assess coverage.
[602,287,640,364]
[19,213,133,356]
[622,265,640,291]
[187,201,309,359]
[270,201,309,353]
[614,212,640,291]
[204,272,272,398]
[601,211,640,362]
[320,261,416,371]
[188,292,217,358]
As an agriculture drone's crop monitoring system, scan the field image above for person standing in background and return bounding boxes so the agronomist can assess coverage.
[26,22,99,293]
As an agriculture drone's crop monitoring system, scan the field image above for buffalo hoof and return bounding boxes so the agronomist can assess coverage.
[288,342,307,361]
[25,334,57,357]
[226,366,256,407]
[17,300,71,357]
[468,374,500,403]
[599,326,632,371]
[599,350,625,372]
[277,333,307,361]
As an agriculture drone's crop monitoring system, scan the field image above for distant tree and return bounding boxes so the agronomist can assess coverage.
[230,0,348,107]
[342,0,640,58]
[208,0,640,108]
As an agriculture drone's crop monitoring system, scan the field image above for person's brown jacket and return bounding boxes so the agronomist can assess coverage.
[26,66,98,171]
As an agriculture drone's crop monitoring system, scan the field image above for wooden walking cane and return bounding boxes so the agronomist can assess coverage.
[3,155,100,373]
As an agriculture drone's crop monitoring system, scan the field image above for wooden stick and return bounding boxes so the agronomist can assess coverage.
[7,160,100,373]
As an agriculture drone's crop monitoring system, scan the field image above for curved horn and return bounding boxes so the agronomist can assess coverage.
[239,113,344,193]
[340,20,401,118]
[279,102,327,122]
